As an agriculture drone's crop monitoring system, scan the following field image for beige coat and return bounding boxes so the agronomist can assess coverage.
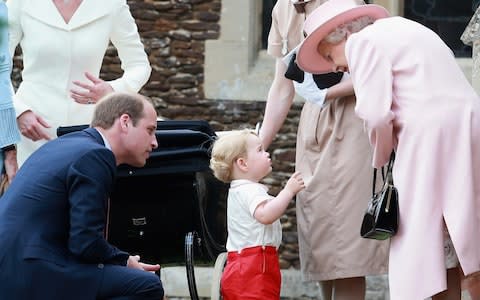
[295,98,389,281]
[268,0,389,281]
[7,0,151,164]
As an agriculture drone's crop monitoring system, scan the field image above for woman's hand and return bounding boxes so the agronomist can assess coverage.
[70,72,114,105]
[17,110,52,141]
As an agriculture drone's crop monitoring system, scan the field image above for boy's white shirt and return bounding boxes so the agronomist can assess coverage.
[225,179,282,252]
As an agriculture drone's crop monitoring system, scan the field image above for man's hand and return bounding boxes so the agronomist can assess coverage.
[3,149,18,183]
[17,111,52,141]
[70,72,114,105]
[127,255,161,273]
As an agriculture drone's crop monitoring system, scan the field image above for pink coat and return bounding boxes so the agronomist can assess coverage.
[346,17,480,299]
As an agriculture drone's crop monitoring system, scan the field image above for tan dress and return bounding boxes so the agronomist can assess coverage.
[295,98,388,281]
[268,0,389,281]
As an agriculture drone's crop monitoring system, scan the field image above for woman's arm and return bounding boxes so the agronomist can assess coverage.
[254,172,305,224]
[348,37,395,167]
[259,58,296,150]
[0,2,20,180]
[6,0,33,118]
[325,76,355,100]
[108,1,151,93]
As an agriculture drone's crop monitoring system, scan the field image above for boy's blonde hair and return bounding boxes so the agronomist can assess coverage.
[210,129,257,183]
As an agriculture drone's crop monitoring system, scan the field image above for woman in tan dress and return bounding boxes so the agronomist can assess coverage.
[259,0,389,299]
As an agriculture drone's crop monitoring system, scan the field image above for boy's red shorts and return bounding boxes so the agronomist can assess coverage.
[221,246,281,300]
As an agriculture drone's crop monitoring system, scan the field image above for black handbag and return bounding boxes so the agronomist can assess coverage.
[360,151,399,240]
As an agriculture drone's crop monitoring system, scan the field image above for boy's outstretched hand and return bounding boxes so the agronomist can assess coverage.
[285,171,306,195]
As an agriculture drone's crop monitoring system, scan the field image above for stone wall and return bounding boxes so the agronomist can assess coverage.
[10,0,303,269]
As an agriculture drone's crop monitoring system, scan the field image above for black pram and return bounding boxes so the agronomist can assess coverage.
[57,120,228,300]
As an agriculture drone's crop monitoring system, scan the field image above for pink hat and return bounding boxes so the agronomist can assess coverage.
[297,0,389,74]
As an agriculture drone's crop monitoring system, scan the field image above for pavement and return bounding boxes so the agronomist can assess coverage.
[161,266,472,300]
[162,266,386,299]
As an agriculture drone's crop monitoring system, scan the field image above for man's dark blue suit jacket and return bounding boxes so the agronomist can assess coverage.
[0,128,129,299]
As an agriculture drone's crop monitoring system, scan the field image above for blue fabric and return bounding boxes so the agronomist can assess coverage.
[0,108,20,148]
[0,2,20,160]
[0,128,163,299]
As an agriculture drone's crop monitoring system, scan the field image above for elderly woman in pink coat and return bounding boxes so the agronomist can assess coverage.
[296,0,480,299]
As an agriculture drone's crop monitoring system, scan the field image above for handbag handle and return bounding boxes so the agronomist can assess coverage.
[386,151,395,185]
[372,151,395,196]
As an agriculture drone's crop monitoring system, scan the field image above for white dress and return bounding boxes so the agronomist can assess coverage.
[7,0,151,164]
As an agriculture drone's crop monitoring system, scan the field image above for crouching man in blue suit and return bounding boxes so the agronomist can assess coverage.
[0,92,164,299]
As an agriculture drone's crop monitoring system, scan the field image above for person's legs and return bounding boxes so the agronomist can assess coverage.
[433,224,461,300]
[97,265,164,300]
[461,270,480,300]
[461,271,480,300]
[432,267,461,300]
[332,277,366,300]
[319,280,333,300]
[468,282,480,300]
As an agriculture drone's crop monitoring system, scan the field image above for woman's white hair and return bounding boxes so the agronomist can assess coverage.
[324,15,376,44]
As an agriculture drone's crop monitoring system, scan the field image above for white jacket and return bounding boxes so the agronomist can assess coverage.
[7,0,151,164]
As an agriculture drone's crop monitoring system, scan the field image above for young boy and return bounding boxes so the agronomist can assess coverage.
[210,129,305,299]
